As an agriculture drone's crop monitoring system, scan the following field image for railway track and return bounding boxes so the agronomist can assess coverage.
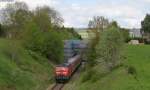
[51,83,65,90]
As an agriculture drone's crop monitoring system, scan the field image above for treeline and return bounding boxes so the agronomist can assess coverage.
[0,2,81,63]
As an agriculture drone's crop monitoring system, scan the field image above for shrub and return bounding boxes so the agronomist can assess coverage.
[127,66,137,75]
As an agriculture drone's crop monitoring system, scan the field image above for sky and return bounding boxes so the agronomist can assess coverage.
[1,0,150,28]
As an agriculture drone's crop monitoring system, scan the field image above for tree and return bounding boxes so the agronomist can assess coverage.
[33,6,63,32]
[96,26,124,71]
[120,28,130,42]
[86,16,110,67]
[0,23,6,37]
[88,16,109,31]
[2,2,29,25]
[2,2,64,38]
[110,21,119,28]
[2,2,80,63]
[0,24,1,31]
[141,14,150,43]
[0,24,2,36]
[88,16,110,45]
[141,14,150,33]
[2,2,32,38]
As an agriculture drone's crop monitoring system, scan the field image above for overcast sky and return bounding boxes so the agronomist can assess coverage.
[1,0,150,28]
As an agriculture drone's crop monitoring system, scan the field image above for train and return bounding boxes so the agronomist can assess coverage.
[54,40,88,83]
[55,54,82,82]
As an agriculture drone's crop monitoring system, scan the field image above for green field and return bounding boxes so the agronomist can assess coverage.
[64,45,150,90]
[0,39,53,90]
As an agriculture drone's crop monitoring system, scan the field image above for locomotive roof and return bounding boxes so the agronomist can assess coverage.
[56,55,81,67]
[68,55,80,64]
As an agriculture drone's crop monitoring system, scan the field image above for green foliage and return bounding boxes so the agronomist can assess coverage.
[0,24,6,37]
[81,69,95,83]
[120,28,130,42]
[86,47,97,67]
[2,2,32,38]
[0,24,1,32]
[86,29,100,67]
[66,28,82,39]
[2,2,63,38]
[22,26,63,63]
[127,66,137,75]
[0,24,2,36]
[57,27,81,40]
[110,21,119,28]
[81,25,124,84]
[96,26,124,70]
[0,39,53,90]
[33,7,53,32]
[87,16,111,67]
[82,69,102,83]
[141,14,150,33]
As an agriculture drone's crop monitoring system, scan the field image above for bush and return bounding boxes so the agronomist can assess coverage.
[127,66,137,75]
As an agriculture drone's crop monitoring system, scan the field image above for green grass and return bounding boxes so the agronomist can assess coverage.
[64,45,150,90]
[0,38,53,90]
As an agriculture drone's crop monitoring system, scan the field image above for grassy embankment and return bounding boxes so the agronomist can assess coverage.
[64,45,150,90]
[0,39,54,90]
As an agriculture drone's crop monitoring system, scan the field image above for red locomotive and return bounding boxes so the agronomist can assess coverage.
[55,55,82,82]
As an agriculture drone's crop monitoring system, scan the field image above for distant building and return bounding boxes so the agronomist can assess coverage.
[129,28,142,38]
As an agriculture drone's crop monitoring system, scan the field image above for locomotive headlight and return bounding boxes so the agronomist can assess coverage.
[63,71,68,76]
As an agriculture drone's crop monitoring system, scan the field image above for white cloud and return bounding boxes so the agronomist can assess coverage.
[16,0,58,9]
[0,0,58,9]
[143,0,150,2]
[57,2,144,28]
[0,0,149,28]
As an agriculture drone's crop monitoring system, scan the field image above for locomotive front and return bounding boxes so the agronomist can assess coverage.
[55,63,70,82]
